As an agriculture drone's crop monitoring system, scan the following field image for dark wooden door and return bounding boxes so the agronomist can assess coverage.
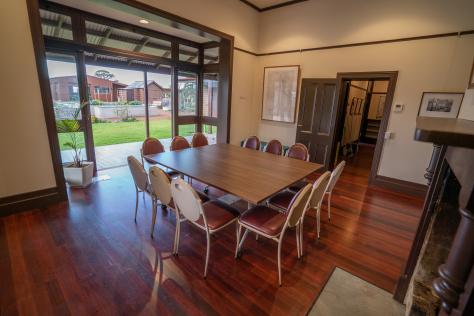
[296,78,337,168]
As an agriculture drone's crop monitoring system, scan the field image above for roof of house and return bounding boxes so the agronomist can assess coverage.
[124,80,169,91]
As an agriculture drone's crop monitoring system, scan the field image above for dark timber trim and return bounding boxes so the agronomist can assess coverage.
[25,0,67,202]
[234,30,474,57]
[372,175,428,197]
[0,188,63,216]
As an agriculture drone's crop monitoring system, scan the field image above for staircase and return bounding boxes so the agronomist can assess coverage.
[363,119,381,144]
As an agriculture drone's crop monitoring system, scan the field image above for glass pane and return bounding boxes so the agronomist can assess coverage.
[204,47,219,64]
[179,44,199,64]
[40,10,73,40]
[86,65,146,170]
[203,73,218,118]
[178,71,197,116]
[85,21,171,58]
[202,124,217,144]
[147,72,172,140]
[178,124,196,137]
[46,52,87,164]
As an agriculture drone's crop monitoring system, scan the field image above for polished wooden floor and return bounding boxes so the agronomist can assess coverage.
[0,146,424,315]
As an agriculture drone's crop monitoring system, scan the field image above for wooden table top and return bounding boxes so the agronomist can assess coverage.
[145,143,323,204]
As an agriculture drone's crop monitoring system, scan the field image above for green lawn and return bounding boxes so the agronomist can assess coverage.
[58,119,196,150]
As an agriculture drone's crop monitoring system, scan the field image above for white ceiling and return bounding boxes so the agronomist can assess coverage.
[245,0,297,9]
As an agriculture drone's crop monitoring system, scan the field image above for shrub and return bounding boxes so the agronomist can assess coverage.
[91,99,103,106]
[128,100,142,105]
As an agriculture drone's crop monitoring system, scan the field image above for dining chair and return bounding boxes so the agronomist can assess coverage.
[264,139,283,155]
[268,171,331,240]
[127,156,152,222]
[235,183,313,286]
[171,177,239,278]
[149,166,210,242]
[140,137,165,165]
[170,136,191,151]
[287,143,309,161]
[191,132,209,147]
[325,160,346,221]
[286,143,310,192]
[242,136,260,150]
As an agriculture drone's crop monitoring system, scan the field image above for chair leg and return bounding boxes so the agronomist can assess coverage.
[277,235,283,286]
[173,212,181,255]
[300,219,304,256]
[328,192,332,221]
[235,223,241,259]
[151,199,157,238]
[316,206,321,239]
[204,231,211,278]
[134,187,139,222]
[296,225,301,259]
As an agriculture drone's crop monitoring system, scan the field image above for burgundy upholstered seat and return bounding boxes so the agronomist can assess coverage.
[268,191,295,210]
[243,136,260,150]
[287,143,309,161]
[239,205,288,237]
[264,139,283,155]
[196,200,240,230]
[142,138,165,164]
[170,136,191,151]
[191,132,209,147]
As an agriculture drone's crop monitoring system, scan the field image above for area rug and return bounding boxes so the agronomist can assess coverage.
[308,268,405,316]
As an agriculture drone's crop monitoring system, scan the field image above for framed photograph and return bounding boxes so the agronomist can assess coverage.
[261,65,300,123]
[469,57,474,89]
[418,92,464,118]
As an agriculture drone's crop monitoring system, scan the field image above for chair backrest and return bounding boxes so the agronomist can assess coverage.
[191,132,208,148]
[170,178,203,222]
[286,183,313,228]
[127,156,148,192]
[264,139,283,155]
[148,166,172,206]
[243,136,260,150]
[170,136,190,151]
[306,171,331,210]
[327,160,346,193]
[142,137,165,156]
[287,143,309,161]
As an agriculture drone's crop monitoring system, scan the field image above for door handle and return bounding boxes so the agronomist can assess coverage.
[300,130,312,134]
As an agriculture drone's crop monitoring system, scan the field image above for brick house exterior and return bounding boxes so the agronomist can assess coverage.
[118,81,170,104]
[49,75,127,102]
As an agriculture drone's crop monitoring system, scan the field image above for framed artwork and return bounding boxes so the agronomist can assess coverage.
[261,65,300,123]
[418,92,464,118]
[469,57,474,89]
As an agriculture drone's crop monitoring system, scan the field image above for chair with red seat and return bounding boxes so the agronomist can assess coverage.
[235,183,313,285]
[268,171,331,240]
[242,136,260,150]
[170,135,191,151]
[191,132,209,148]
[264,139,283,156]
[140,137,165,165]
[287,143,309,161]
[171,177,239,278]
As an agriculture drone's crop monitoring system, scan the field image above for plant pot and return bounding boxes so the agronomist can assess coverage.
[63,161,94,188]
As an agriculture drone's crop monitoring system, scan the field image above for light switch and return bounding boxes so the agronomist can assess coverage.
[384,132,393,140]
[394,104,404,113]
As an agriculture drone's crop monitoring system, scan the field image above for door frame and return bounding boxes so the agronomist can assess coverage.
[331,71,398,184]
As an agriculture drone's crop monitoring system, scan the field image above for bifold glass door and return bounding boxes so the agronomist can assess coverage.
[46,52,88,167]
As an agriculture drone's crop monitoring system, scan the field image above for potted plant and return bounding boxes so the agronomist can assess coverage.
[57,102,94,188]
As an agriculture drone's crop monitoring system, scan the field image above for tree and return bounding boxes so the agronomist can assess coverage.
[95,69,115,80]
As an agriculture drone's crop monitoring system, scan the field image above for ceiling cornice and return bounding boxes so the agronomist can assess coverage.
[240,0,309,12]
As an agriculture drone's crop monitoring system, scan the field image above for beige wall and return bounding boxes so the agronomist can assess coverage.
[254,0,474,185]
[255,36,474,184]
[0,0,56,198]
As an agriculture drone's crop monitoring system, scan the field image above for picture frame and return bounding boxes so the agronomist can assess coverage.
[417,92,464,118]
[261,65,300,123]
[469,57,474,89]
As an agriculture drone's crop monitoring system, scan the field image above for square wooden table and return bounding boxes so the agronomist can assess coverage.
[145,144,323,204]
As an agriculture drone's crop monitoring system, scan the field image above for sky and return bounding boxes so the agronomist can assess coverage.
[47,60,172,88]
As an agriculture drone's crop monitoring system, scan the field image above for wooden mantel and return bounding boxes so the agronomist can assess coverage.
[395,117,474,315]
